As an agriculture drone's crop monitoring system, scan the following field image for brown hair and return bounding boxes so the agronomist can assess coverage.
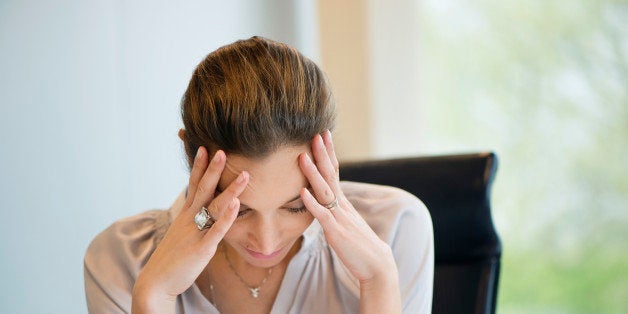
[180,36,335,167]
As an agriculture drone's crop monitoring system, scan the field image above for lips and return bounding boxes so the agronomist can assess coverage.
[245,246,285,260]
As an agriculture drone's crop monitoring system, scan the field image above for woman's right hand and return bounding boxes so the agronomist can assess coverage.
[131,147,249,313]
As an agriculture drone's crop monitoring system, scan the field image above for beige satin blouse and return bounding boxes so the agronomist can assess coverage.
[84,181,434,313]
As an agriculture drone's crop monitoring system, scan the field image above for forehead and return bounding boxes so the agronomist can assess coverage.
[219,145,311,207]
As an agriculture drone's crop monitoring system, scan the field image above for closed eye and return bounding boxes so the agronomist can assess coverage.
[284,188,312,214]
[286,206,307,214]
[234,187,312,218]
[236,205,307,218]
[237,208,251,218]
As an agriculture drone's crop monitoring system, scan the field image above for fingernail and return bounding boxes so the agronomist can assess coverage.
[237,171,247,183]
[212,150,223,163]
[195,147,204,160]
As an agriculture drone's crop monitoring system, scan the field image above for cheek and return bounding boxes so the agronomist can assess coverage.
[223,223,246,242]
[286,213,316,241]
[292,213,315,232]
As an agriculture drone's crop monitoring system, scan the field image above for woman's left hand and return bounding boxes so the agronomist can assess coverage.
[298,131,399,285]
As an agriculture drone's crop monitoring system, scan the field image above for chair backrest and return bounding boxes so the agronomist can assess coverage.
[339,152,501,314]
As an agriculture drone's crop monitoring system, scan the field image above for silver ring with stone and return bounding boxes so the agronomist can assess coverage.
[194,206,215,230]
[323,197,338,210]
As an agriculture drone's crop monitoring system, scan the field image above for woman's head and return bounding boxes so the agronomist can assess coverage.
[180,36,336,167]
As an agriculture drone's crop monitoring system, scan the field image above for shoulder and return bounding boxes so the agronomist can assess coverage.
[85,209,170,271]
[340,181,426,215]
[85,209,171,274]
[84,209,171,311]
[340,181,432,245]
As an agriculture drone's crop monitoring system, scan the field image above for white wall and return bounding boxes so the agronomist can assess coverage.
[0,1,317,312]
[366,0,423,158]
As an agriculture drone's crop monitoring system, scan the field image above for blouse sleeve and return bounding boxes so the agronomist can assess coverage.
[83,210,169,314]
[391,196,434,314]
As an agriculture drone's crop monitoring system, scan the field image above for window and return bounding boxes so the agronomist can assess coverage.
[418,1,628,312]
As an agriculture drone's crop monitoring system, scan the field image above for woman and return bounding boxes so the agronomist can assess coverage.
[84,36,434,313]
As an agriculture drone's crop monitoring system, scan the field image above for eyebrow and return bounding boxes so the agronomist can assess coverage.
[215,184,311,209]
[284,193,303,204]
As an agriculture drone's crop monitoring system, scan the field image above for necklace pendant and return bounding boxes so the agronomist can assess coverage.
[250,287,260,298]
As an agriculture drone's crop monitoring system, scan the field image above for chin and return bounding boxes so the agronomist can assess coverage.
[240,245,289,268]
[238,238,307,267]
[226,235,304,268]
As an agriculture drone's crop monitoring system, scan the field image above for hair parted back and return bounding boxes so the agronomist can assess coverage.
[181,36,336,167]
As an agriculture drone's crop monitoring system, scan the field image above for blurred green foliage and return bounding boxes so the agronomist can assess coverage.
[501,250,628,313]
[417,0,628,312]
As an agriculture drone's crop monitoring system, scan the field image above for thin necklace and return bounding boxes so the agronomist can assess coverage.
[223,245,274,298]
[208,270,220,312]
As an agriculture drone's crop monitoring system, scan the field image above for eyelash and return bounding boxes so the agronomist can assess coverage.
[236,206,307,218]
[288,206,308,214]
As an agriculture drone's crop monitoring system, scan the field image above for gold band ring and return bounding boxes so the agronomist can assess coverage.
[323,197,338,210]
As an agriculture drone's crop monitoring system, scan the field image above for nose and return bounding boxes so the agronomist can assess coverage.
[249,216,280,255]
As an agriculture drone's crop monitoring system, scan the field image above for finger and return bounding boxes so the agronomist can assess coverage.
[299,153,336,205]
[201,171,249,220]
[184,147,209,208]
[322,130,340,171]
[202,198,239,248]
[312,134,341,193]
[186,150,226,215]
[301,188,339,230]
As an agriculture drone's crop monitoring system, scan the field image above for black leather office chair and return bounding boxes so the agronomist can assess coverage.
[339,152,501,314]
